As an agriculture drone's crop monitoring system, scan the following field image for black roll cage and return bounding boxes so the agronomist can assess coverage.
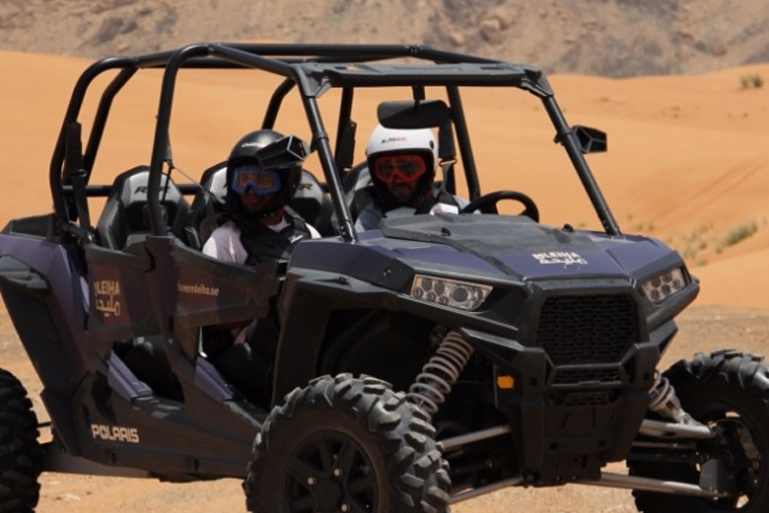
[50,43,621,244]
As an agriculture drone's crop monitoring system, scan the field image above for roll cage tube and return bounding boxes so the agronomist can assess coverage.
[288,54,359,241]
[50,48,192,226]
[51,43,430,231]
[446,86,481,201]
[301,90,359,242]
[57,43,620,241]
[50,57,136,224]
[262,81,357,177]
[262,79,296,130]
[82,68,136,178]
[333,87,356,172]
[147,43,363,242]
[542,95,621,236]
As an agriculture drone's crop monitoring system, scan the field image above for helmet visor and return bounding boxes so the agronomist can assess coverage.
[373,154,427,184]
[231,165,282,196]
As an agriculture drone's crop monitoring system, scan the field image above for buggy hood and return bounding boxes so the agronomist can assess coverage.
[292,214,679,286]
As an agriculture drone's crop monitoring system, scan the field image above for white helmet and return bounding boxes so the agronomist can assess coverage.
[365,124,439,208]
[365,124,438,169]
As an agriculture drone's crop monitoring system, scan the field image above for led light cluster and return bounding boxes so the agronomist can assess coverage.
[641,268,685,303]
[410,274,492,311]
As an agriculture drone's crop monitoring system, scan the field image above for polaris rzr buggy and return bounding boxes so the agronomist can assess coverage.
[1,43,768,513]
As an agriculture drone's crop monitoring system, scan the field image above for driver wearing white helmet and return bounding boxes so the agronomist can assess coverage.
[354,124,462,231]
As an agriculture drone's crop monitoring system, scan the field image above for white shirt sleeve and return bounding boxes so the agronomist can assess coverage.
[430,202,460,215]
[202,221,249,264]
[307,223,321,239]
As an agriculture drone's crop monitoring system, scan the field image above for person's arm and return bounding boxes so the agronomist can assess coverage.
[202,223,251,334]
[307,223,321,239]
[202,222,248,263]
[430,202,460,215]
[354,204,384,231]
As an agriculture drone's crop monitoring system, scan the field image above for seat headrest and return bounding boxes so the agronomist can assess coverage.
[291,170,334,236]
[96,166,189,249]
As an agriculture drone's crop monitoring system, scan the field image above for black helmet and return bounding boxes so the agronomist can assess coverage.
[225,129,308,220]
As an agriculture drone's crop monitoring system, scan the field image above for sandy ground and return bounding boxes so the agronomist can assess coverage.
[1,49,768,512]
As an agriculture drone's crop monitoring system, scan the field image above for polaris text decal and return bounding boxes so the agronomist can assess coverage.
[91,423,140,443]
[532,252,588,266]
[177,282,220,297]
[94,280,122,317]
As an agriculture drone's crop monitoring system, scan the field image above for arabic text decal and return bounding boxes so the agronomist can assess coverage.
[532,251,588,266]
[94,279,122,317]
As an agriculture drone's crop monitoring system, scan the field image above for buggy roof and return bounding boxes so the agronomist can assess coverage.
[130,44,554,94]
[282,61,550,94]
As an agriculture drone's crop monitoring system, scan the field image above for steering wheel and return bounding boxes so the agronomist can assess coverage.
[459,190,539,222]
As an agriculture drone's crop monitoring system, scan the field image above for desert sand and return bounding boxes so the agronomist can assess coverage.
[1,49,768,512]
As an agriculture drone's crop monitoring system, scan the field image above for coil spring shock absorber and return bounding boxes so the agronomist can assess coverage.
[407,329,474,418]
[648,373,699,425]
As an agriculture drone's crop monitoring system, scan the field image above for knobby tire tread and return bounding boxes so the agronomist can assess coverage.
[245,374,450,513]
[0,368,41,513]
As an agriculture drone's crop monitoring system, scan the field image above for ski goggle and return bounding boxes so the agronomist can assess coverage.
[231,165,282,196]
[372,154,427,184]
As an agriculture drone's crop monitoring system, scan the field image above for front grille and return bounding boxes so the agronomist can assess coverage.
[536,295,638,366]
[555,368,622,384]
[563,391,610,406]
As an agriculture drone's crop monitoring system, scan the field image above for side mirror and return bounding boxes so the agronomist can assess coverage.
[573,125,607,154]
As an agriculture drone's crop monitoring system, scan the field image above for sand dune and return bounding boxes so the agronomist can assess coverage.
[1,50,767,313]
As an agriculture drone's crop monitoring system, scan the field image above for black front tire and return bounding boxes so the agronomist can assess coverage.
[0,368,41,513]
[629,350,769,513]
[245,374,450,513]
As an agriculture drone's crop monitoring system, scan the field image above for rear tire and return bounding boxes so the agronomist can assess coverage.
[628,350,769,513]
[245,374,450,513]
[0,368,41,513]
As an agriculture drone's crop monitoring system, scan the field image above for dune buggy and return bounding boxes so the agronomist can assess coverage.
[1,43,768,513]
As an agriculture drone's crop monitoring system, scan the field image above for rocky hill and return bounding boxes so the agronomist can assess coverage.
[1,0,768,76]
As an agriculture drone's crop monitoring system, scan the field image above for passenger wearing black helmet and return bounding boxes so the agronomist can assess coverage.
[203,129,319,263]
[202,129,319,405]
[355,124,462,231]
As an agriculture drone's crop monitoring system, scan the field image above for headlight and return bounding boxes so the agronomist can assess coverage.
[410,274,492,311]
[641,268,686,303]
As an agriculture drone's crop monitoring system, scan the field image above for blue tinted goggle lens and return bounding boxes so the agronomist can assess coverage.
[231,165,282,196]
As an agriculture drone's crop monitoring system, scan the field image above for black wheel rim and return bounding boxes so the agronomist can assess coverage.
[664,401,768,511]
[699,410,766,510]
[283,431,378,513]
